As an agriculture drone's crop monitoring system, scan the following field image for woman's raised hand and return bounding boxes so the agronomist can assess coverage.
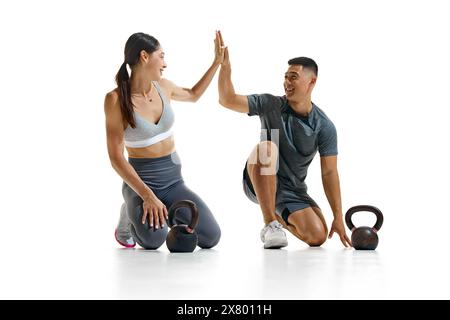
[214,30,226,66]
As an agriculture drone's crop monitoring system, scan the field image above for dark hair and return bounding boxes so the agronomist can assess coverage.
[288,57,318,77]
[115,33,160,128]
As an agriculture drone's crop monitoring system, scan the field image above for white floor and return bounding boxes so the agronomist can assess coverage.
[2,236,449,300]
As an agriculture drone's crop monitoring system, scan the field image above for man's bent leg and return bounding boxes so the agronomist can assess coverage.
[246,141,278,225]
[246,141,287,249]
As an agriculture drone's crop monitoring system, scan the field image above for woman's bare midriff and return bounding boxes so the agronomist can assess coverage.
[126,135,176,158]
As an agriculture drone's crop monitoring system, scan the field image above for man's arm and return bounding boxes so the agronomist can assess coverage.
[320,156,352,247]
[320,156,342,218]
[218,47,249,113]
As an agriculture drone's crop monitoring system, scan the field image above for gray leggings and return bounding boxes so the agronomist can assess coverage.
[122,152,221,250]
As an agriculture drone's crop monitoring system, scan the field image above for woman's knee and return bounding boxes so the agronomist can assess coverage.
[130,224,168,250]
[164,182,222,249]
[197,224,221,249]
[174,205,221,249]
[123,186,167,250]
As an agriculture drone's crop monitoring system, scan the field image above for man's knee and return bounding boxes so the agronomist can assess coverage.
[258,140,278,159]
[288,209,328,247]
[304,228,327,247]
[248,141,279,175]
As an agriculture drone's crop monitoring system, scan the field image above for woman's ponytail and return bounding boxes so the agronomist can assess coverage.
[115,62,136,128]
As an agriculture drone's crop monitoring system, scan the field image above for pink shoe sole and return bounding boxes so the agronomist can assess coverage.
[115,228,136,248]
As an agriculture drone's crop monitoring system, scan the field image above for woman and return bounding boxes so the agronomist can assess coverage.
[104,32,223,249]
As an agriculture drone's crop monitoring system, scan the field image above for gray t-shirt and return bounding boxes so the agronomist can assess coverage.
[247,94,338,195]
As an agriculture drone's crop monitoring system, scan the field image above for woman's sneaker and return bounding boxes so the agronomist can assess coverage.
[115,203,136,248]
[260,220,288,249]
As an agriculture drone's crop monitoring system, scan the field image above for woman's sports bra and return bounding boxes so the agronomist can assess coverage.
[124,81,175,148]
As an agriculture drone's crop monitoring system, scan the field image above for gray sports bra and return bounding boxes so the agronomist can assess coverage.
[124,81,175,148]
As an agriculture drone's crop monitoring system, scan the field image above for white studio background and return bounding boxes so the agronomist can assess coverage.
[1,0,450,298]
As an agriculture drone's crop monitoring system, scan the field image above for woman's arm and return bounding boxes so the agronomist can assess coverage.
[104,91,167,228]
[160,31,225,102]
[104,91,153,198]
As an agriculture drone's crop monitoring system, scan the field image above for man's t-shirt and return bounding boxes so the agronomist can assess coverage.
[247,94,338,197]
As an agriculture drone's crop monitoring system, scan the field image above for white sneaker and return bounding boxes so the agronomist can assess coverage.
[260,220,288,249]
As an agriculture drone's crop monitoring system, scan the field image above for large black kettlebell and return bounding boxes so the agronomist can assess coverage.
[166,200,199,253]
[345,205,384,250]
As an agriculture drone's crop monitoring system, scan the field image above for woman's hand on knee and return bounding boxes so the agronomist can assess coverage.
[142,192,168,230]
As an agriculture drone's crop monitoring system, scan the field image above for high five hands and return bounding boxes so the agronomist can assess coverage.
[214,30,229,67]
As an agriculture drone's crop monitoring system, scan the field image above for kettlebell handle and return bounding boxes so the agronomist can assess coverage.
[167,200,199,230]
[345,205,383,232]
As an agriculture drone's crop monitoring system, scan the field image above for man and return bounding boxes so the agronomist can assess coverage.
[217,34,351,249]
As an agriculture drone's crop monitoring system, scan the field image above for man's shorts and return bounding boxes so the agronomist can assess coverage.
[242,162,319,225]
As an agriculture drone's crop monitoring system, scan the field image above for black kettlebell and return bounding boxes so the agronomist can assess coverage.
[345,205,384,250]
[166,200,199,253]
